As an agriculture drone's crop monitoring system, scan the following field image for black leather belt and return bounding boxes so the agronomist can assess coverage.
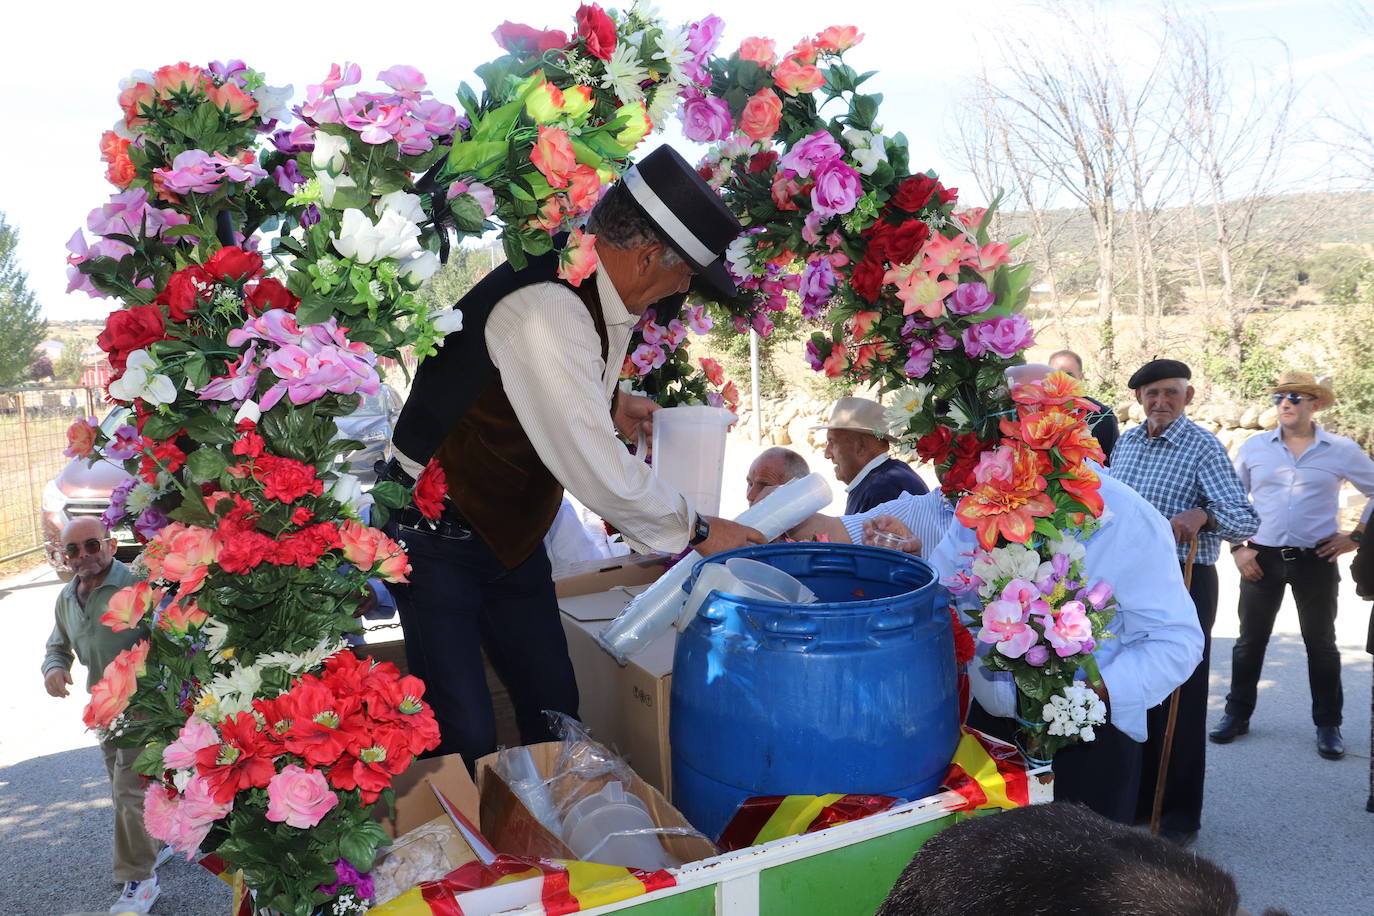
[1253,544,1318,562]
[376,457,417,489]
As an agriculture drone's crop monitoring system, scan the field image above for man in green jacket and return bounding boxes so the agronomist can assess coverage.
[42,516,164,915]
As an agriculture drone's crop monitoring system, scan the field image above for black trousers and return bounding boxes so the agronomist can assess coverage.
[1225,545,1343,727]
[384,505,580,766]
[1135,562,1217,834]
[966,703,1142,824]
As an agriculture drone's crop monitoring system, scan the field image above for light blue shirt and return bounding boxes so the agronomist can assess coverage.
[841,489,953,554]
[930,470,1203,742]
[1234,424,1374,549]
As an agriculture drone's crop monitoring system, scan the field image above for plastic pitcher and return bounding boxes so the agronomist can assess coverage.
[560,781,675,871]
[651,406,735,517]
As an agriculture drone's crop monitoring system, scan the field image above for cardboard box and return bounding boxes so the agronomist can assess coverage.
[377,752,482,839]
[554,552,672,598]
[475,741,717,867]
[558,587,677,797]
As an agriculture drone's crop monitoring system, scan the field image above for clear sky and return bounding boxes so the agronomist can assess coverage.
[2,0,1369,323]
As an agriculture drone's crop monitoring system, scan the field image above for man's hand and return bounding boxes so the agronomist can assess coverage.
[613,393,660,444]
[695,516,766,556]
[1316,533,1359,562]
[1169,507,1209,544]
[44,668,72,698]
[862,515,922,555]
[1232,545,1263,581]
[352,583,380,619]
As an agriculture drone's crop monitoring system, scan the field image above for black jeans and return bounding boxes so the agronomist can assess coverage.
[384,505,580,765]
[1136,562,1217,834]
[1226,545,1343,727]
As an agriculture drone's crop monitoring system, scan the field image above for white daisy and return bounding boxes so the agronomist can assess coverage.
[602,42,650,105]
[645,79,681,128]
[651,26,692,83]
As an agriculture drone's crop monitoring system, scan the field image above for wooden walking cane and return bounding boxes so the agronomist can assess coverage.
[1151,537,1199,835]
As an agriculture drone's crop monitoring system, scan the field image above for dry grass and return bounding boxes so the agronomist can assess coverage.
[0,405,93,571]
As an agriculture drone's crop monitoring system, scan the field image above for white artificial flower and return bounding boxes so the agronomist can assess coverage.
[120,69,155,90]
[651,26,693,82]
[429,305,465,335]
[724,235,755,279]
[234,400,261,425]
[252,83,294,124]
[311,132,350,173]
[378,190,426,224]
[402,250,442,284]
[843,128,873,148]
[255,638,345,676]
[852,142,888,176]
[331,209,422,264]
[109,350,177,405]
[972,543,1042,599]
[602,42,650,105]
[884,384,934,435]
[328,472,374,516]
[316,171,358,207]
[171,768,193,793]
[646,80,681,129]
[124,481,158,515]
[1046,532,1088,566]
[202,618,230,654]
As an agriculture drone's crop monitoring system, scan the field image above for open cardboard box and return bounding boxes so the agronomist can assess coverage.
[475,741,718,868]
[558,585,678,797]
[376,752,483,839]
[553,552,673,598]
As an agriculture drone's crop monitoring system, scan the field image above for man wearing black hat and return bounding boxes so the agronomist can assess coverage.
[380,146,764,765]
[1110,359,1259,847]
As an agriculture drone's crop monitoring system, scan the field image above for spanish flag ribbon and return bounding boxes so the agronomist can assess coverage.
[366,854,675,916]
[196,853,254,916]
[716,794,903,851]
[941,726,1031,811]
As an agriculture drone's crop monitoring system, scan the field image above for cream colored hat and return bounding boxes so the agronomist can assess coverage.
[1271,370,1334,410]
[811,397,891,440]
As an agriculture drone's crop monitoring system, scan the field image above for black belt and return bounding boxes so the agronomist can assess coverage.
[1252,543,1319,562]
[376,459,473,539]
[376,457,417,489]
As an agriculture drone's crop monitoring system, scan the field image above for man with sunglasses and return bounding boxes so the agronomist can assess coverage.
[42,516,164,914]
[1213,371,1374,762]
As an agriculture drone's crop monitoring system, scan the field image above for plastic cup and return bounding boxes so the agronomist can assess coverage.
[723,557,815,604]
[866,531,914,552]
[561,781,675,871]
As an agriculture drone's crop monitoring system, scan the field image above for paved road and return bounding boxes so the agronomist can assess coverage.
[3,456,1371,913]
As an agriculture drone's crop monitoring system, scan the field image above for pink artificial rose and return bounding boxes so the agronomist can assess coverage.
[973,445,1016,486]
[774,58,825,96]
[340,520,411,583]
[678,94,734,143]
[164,716,220,770]
[739,88,783,142]
[822,344,850,379]
[700,357,725,387]
[557,229,599,287]
[531,125,577,189]
[811,160,861,217]
[815,25,864,53]
[780,130,844,178]
[1041,600,1094,657]
[738,37,778,66]
[266,765,338,829]
[64,417,99,458]
[101,582,160,632]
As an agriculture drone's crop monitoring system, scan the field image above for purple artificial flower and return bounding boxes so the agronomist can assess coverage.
[1051,552,1070,579]
[810,160,863,218]
[102,476,138,529]
[932,326,959,350]
[1024,644,1049,666]
[157,150,222,194]
[732,315,750,335]
[300,204,321,228]
[208,60,250,87]
[686,14,726,56]
[105,425,143,461]
[228,310,304,349]
[800,259,836,317]
[751,312,775,337]
[683,304,713,335]
[319,859,375,901]
[630,343,666,375]
[273,160,305,193]
[962,315,1034,359]
[781,130,844,178]
[134,507,170,540]
[678,94,734,143]
[87,188,189,240]
[903,339,934,378]
[271,125,316,154]
[949,281,994,316]
[641,321,668,346]
[378,65,427,94]
[1084,580,1114,611]
[805,339,825,372]
[344,101,405,144]
[666,319,688,348]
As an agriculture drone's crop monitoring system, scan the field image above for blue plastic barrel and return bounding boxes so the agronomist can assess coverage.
[670,542,958,841]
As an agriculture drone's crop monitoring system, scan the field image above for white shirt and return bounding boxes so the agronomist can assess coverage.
[1234,423,1374,548]
[841,490,953,555]
[484,268,693,555]
[845,452,891,493]
[930,470,1203,742]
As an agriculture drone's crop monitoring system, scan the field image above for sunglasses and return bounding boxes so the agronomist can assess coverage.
[1272,393,1314,405]
[63,537,109,557]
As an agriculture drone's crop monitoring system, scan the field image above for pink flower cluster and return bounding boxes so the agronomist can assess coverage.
[203,309,381,411]
[779,131,863,219]
[155,149,268,195]
[625,307,689,377]
[297,63,459,155]
[67,188,192,297]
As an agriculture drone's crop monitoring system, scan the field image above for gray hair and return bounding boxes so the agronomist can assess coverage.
[758,447,810,481]
[587,181,684,269]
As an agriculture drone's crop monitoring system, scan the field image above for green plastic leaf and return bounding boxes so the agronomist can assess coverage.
[185,447,229,482]
[132,743,168,777]
[369,480,410,510]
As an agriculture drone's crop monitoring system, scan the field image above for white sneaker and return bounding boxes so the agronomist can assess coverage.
[153,844,175,870]
[110,873,160,914]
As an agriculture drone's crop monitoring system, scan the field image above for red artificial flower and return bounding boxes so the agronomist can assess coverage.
[414,459,448,520]
[366,675,442,755]
[940,433,994,495]
[849,256,886,304]
[98,305,167,373]
[232,427,266,459]
[244,278,299,316]
[915,426,954,464]
[258,455,324,503]
[291,506,314,525]
[575,3,617,60]
[1057,460,1106,517]
[204,246,264,283]
[939,184,959,205]
[747,150,779,174]
[251,693,295,757]
[155,265,216,322]
[195,711,276,804]
[282,676,361,768]
[215,530,276,574]
[322,651,373,697]
[884,219,931,266]
[275,522,342,568]
[492,21,570,56]
[892,175,940,213]
[949,606,976,666]
[328,725,413,804]
[209,492,259,536]
[145,437,186,473]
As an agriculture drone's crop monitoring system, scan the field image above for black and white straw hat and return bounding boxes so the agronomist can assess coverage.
[620,145,744,297]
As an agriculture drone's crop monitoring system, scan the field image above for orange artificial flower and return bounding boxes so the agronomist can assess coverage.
[531,125,577,189]
[1008,407,1080,453]
[956,484,1057,550]
[1057,460,1105,517]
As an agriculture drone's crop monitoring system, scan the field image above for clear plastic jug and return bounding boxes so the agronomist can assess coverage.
[651,405,735,517]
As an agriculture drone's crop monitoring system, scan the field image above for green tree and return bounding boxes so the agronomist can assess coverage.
[420,242,503,310]
[54,336,85,383]
[0,211,46,387]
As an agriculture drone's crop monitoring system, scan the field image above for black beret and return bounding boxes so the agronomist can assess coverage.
[1127,359,1192,390]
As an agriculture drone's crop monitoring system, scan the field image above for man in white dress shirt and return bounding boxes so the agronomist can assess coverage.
[381,147,762,764]
[1214,371,1374,760]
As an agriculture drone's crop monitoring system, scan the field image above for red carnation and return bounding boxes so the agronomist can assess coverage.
[155,265,216,322]
[232,427,266,459]
[575,3,617,60]
[291,506,314,525]
[195,711,276,804]
[244,278,299,316]
[492,20,570,56]
[850,256,886,304]
[98,305,166,372]
[950,607,976,665]
[414,459,448,520]
[204,246,263,283]
[150,438,186,473]
[892,175,940,213]
[258,455,324,503]
[276,522,342,568]
[215,529,276,574]
[915,426,954,464]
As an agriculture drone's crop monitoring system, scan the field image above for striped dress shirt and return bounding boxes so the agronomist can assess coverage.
[1108,415,1259,565]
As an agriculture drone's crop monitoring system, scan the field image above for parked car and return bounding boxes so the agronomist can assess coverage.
[41,387,402,579]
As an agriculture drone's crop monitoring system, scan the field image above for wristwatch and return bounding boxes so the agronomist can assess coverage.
[688,514,712,547]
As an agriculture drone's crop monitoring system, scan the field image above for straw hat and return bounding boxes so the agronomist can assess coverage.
[811,397,891,440]
[1271,370,1335,409]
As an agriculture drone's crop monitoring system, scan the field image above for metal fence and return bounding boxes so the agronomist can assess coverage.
[0,386,106,566]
